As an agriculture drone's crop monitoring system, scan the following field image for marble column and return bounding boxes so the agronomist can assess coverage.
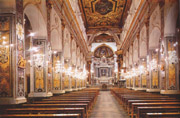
[28,38,52,97]
[64,59,72,92]
[146,49,160,92]
[0,0,27,104]
[52,52,65,94]
[160,36,180,94]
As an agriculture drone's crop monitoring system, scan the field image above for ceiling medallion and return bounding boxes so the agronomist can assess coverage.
[95,0,113,15]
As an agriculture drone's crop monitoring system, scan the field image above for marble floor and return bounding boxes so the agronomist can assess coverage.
[90,91,129,118]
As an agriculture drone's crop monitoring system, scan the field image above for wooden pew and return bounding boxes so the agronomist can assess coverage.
[33,100,93,110]
[127,99,180,115]
[0,114,81,118]
[137,106,180,118]
[0,88,99,118]
[146,112,180,118]
[131,102,180,118]
[22,103,89,117]
[2,108,85,118]
[110,88,179,118]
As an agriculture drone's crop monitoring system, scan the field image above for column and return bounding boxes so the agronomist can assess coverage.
[52,52,64,94]
[87,60,92,85]
[72,65,78,91]
[160,0,180,94]
[146,49,160,92]
[64,59,72,92]
[160,36,180,94]
[0,0,27,104]
[28,38,52,97]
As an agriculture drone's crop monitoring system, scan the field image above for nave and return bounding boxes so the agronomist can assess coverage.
[0,0,179,117]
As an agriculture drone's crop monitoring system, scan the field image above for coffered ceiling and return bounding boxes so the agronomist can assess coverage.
[78,0,131,34]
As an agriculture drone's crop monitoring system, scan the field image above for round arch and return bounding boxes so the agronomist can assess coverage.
[51,29,60,51]
[89,31,120,45]
[24,4,47,38]
[149,27,161,49]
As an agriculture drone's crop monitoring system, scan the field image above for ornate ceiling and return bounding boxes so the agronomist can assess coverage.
[79,0,131,33]
[94,46,114,58]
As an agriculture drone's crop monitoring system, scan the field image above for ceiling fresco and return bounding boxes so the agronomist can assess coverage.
[94,46,114,58]
[93,33,115,43]
[79,0,131,31]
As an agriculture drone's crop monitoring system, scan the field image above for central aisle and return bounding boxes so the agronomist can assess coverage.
[90,91,129,118]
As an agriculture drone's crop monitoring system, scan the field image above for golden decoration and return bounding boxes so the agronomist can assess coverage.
[18,55,26,68]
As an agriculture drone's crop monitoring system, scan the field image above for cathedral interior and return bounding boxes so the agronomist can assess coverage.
[0,0,179,118]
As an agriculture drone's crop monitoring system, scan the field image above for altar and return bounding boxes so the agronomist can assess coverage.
[94,76,113,85]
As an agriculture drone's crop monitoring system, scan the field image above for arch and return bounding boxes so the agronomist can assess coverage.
[164,1,178,36]
[149,27,161,49]
[50,7,62,51]
[93,44,114,53]
[71,39,77,65]
[140,25,147,57]
[149,4,161,49]
[80,53,84,69]
[129,45,133,66]
[93,45,114,58]
[63,26,71,59]
[126,51,129,67]
[51,29,60,51]
[149,5,161,35]
[133,38,139,63]
[24,4,47,38]
[89,30,120,45]
[77,47,80,67]
[91,42,117,52]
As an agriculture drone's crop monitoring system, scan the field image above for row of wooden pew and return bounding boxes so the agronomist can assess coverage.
[0,88,100,118]
[111,88,180,118]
